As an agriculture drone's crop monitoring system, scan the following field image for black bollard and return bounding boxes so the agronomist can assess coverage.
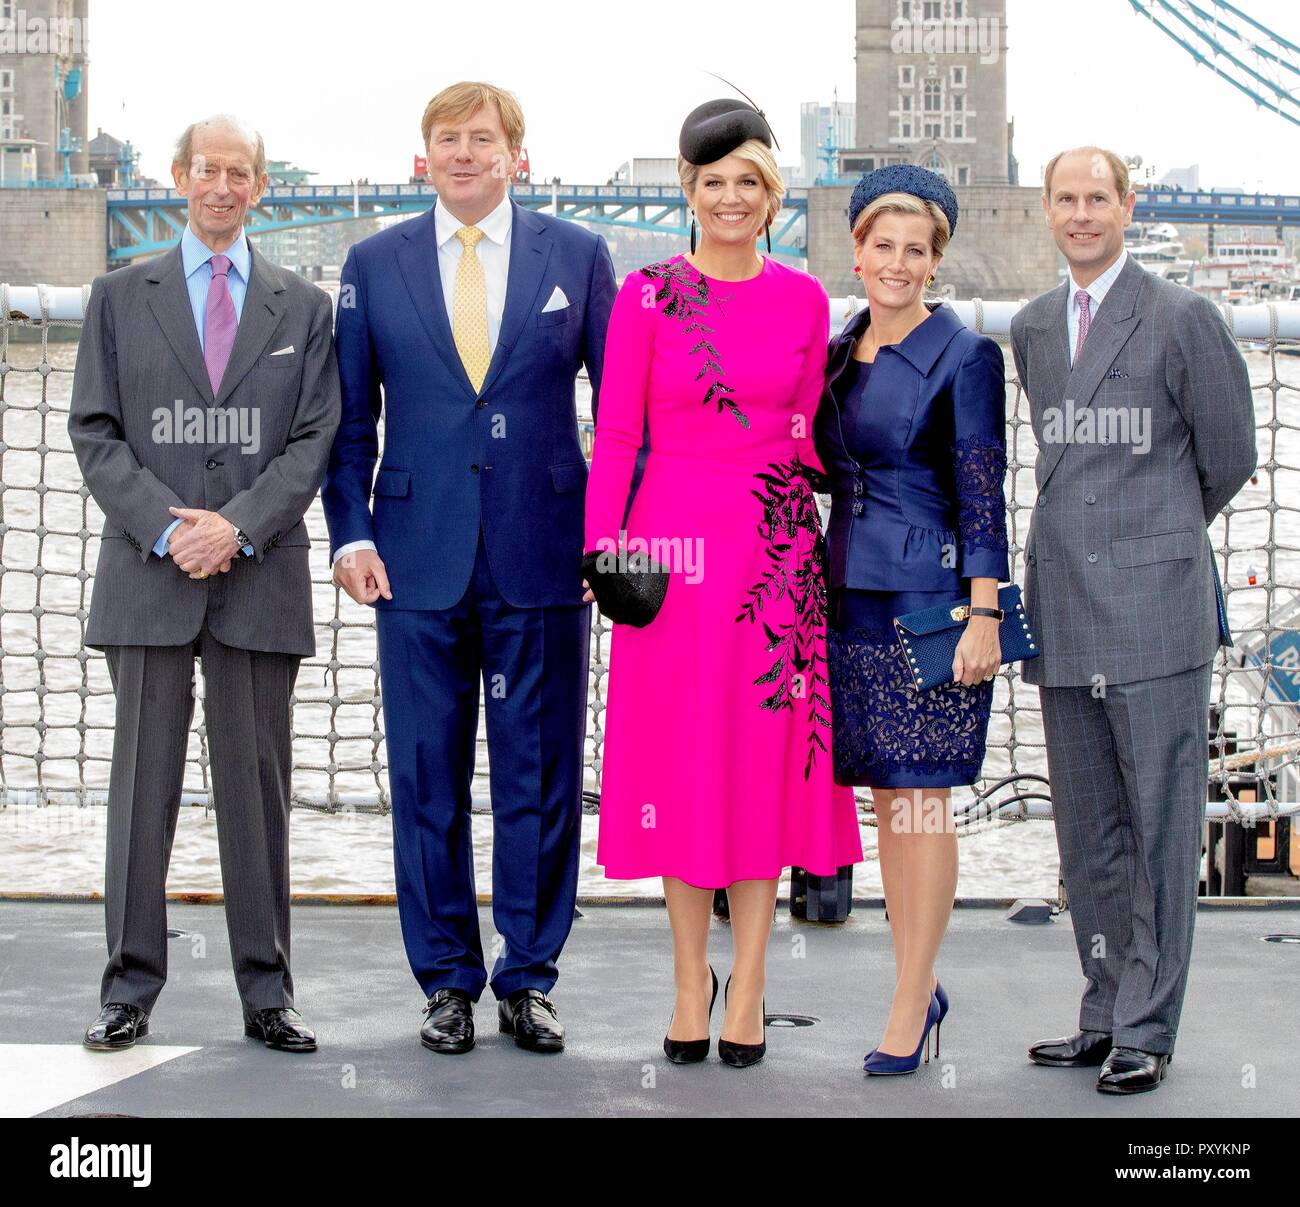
[789,865,853,922]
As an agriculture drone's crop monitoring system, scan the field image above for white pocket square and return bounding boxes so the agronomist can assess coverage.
[541,286,569,313]
[269,345,295,356]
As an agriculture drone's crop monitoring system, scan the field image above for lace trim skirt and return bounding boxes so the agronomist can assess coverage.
[827,588,993,788]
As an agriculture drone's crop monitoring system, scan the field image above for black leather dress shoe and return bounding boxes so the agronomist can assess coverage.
[83,1003,149,1051]
[1097,1046,1168,1094]
[498,988,564,1053]
[1028,1029,1113,1067]
[243,1007,317,1052]
[421,989,475,1055]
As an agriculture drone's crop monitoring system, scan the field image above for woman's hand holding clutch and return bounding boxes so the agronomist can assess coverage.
[952,617,1001,686]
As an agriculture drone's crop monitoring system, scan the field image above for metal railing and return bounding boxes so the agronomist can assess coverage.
[0,284,1297,834]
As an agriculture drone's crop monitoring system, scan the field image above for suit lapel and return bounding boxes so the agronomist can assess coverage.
[479,200,552,397]
[145,245,214,405]
[213,247,286,407]
[396,204,477,397]
[1037,258,1144,489]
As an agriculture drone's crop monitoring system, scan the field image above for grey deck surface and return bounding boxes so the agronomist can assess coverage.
[3,900,1297,1118]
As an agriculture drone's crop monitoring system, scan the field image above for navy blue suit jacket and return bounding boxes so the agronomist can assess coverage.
[322,199,617,610]
[813,302,1010,592]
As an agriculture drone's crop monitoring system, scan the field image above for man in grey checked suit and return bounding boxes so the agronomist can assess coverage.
[1010,146,1256,1094]
[69,115,340,1053]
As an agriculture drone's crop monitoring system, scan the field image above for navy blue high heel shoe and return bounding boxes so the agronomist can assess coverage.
[864,994,941,1076]
[932,981,948,1059]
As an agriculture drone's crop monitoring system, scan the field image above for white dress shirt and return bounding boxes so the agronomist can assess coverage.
[435,191,513,356]
[1067,247,1128,359]
[332,193,514,568]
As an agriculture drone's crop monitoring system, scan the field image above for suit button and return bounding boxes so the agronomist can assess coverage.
[206,458,219,470]
[1085,493,1096,505]
[475,399,487,409]
[1087,552,1098,564]
[1027,553,1036,565]
[471,464,480,474]
[1037,496,1046,507]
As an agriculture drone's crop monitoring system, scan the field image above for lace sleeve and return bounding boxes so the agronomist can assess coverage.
[954,434,1008,554]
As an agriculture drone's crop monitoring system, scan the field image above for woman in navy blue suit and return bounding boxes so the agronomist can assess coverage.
[814,166,1010,1075]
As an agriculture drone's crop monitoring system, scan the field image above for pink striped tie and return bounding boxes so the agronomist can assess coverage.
[204,254,238,393]
[1072,290,1092,366]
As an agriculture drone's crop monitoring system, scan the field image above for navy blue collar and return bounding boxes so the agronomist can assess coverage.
[831,301,965,378]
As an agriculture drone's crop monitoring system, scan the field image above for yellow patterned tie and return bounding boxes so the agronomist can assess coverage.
[453,225,490,392]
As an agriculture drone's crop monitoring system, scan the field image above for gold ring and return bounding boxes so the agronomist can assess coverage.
[197,571,209,580]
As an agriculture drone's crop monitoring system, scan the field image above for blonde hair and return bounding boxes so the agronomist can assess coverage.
[677,138,785,224]
[172,115,266,179]
[852,191,951,258]
[1042,146,1131,201]
[421,81,526,151]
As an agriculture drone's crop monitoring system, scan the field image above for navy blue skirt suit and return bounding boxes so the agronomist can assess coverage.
[812,301,1010,788]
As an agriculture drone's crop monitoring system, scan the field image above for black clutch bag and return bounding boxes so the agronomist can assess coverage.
[581,549,669,628]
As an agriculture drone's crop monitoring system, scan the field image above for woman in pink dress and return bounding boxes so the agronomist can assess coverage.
[583,99,863,1068]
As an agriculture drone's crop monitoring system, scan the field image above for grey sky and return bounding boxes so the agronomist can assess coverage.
[88,0,1300,193]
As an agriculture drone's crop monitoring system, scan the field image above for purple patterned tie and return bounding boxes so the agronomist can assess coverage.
[204,254,238,393]
[1072,290,1092,366]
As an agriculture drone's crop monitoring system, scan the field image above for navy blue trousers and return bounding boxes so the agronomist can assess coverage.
[376,528,590,1001]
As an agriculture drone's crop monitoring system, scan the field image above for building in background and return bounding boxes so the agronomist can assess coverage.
[0,0,90,185]
[1158,164,1200,191]
[87,126,155,187]
[843,0,1013,185]
[799,98,855,185]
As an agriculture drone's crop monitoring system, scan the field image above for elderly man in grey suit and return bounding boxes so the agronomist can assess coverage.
[1011,146,1256,1094]
[69,115,340,1053]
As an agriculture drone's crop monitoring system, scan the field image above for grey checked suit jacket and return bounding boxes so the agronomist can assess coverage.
[69,243,342,656]
[1009,256,1256,688]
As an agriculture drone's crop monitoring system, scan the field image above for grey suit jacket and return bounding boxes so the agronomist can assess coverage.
[68,243,341,656]
[1009,256,1256,688]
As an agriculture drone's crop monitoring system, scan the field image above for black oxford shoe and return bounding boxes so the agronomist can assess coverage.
[498,988,564,1053]
[421,989,475,1055]
[243,1007,317,1053]
[1097,1046,1168,1094]
[83,1003,149,1051]
[1028,1029,1113,1067]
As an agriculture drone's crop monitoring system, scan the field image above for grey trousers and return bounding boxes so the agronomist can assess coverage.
[1038,659,1213,1055]
[100,624,300,1014]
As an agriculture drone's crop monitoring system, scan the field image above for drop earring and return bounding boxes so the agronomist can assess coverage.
[765,220,772,254]
[690,214,697,255]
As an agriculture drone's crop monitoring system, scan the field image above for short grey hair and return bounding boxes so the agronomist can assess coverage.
[173,114,266,178]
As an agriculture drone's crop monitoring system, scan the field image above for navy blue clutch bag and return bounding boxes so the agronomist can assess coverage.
[893,585,1041,691]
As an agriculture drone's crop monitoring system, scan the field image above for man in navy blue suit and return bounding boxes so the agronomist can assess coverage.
[323,82,616,1055]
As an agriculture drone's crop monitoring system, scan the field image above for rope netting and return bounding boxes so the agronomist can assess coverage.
[0,284,1296,832]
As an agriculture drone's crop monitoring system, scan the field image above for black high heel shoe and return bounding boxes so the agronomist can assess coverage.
[663,966,718,1064]
[718,974,766,1068]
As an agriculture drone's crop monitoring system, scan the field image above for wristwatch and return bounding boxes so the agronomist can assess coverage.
[234,527,251,549]
[968,606,1004,621]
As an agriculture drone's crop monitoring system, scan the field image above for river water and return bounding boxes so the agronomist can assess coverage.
[0,332,1295,899]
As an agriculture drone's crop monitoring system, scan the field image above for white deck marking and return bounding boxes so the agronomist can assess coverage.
[0,1044,200,1117]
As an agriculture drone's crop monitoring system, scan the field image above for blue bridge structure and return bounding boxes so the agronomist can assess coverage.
[105,182,812,262]
[104,181,1300,262]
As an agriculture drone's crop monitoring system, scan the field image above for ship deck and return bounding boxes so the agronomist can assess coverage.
[2,898,1297,1118]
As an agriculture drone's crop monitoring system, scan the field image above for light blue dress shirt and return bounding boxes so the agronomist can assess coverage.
[1067,248,1128,360]
[154,225,256,559]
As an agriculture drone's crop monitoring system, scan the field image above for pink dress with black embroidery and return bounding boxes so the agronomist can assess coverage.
[584,255,863,886]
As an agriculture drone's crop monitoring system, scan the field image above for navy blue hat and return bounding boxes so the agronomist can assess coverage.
[679,98,774,166]
[848,164,959,237]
